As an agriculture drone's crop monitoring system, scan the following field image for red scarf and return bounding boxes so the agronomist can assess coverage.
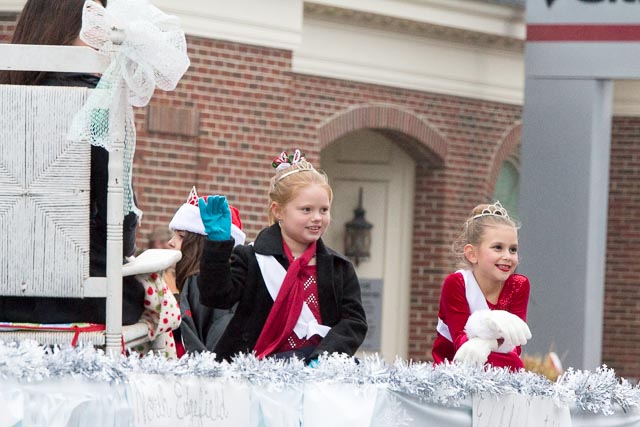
[254,240,317,358]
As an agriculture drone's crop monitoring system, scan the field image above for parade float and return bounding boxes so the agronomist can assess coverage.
[1,343,640,426]
[0,1,639,426]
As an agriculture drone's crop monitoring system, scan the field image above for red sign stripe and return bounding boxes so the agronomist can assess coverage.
[527,24,640,42]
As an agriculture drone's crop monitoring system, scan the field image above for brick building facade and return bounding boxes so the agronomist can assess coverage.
[2,2,640,378]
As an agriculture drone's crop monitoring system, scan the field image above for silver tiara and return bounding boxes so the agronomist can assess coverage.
[273,149,315,182]
[472,201,509,219]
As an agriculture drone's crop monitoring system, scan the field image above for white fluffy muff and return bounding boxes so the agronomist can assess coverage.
[453,337,499,365]
[465,310,531,353]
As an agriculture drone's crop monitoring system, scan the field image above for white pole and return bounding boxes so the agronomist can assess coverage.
[105,32,126,356]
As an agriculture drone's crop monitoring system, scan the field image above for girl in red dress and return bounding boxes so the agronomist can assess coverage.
[432,202,532,371]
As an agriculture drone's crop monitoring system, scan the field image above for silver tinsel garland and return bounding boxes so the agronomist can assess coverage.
[0,340,638,416]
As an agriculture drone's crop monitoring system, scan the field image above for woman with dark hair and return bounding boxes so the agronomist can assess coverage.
[0,0,145,326]
[0,0,107,85]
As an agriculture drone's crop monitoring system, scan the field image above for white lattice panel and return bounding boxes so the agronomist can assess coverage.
[0,85,90,297]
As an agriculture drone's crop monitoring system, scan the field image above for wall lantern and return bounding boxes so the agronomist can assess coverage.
[344,187,373,266]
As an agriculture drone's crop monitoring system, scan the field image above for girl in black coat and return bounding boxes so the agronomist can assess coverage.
[197,150,368,363]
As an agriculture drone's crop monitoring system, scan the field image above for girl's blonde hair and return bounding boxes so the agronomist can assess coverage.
[268,159,333,225]
[452,202,520,269]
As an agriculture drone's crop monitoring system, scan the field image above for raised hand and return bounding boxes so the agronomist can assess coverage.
[198,195,231,241]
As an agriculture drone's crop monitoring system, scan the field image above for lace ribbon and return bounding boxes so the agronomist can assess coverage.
[69,0,190,217]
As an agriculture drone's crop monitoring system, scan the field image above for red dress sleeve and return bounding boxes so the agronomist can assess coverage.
[432,272,531,371]
[432,272,471,363]
[495,274,530,322]
[486,274,530,369]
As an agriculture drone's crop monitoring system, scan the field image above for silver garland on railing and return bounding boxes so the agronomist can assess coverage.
[0,340,49,382]
[0,340,638,416]
[45,343,128,383]
[557,365,640,415]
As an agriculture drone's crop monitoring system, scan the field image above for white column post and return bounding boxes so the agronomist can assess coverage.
[519,77,612,369]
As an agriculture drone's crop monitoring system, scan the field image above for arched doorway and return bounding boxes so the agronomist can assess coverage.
[321,130,415,360]
[318,104,447,360]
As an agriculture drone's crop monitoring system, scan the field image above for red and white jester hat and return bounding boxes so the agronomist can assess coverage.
[169,186,246,246]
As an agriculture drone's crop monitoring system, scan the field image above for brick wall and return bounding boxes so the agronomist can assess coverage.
[135,37,296,243]
[3,13,640,377]
[604,117,640,378]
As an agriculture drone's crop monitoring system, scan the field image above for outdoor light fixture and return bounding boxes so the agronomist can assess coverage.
[344,187,373,266]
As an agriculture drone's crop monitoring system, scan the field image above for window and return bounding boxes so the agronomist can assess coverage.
[493,157,519,219]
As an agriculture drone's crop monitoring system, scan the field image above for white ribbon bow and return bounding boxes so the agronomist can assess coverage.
[70,0,190,216]
[79,0,190,107]
[275,149,305,171]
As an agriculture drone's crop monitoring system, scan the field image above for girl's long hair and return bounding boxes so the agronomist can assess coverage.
[175,231,206,292]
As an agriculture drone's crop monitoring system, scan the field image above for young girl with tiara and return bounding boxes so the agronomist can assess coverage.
[196,150,368,363]
[432,202,532,371]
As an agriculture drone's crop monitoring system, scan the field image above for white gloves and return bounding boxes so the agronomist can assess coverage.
[454,337,498,365]
[465,310,531,349]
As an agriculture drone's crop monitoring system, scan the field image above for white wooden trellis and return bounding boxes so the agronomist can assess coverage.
[0,84,91,298]
[0,44,180,354]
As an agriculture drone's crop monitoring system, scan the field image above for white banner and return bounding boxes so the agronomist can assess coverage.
[0,384,23,427]
[473,393,572,427]
[303,382,378,427]
[251,385,303,427]
[127,374,251,427]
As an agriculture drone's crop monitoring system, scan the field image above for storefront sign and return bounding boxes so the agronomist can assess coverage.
[528,0,640,25]
[359,278,383,352]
